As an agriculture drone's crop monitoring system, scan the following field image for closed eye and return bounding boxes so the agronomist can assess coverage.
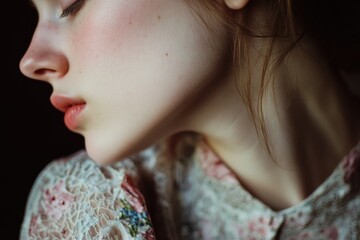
[60,0,85,18]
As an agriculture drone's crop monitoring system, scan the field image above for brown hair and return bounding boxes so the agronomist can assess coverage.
[186,0,360,160]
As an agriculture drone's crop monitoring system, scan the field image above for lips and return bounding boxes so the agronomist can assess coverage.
[50,95,86,130]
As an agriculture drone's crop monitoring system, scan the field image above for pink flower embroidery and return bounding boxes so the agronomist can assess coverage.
[199,143,239,184]
[322,225,339,240]
[342,148,360,193]
[42,180,75,220]
[142,227,156,240]
[28,181,74,237]
[236,216,277,239]
[121,174,145,212]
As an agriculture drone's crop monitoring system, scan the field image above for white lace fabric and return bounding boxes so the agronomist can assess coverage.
[20,136,360,239]
[20,150,154,240]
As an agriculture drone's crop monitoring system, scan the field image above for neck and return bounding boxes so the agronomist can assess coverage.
[183,39,360,211]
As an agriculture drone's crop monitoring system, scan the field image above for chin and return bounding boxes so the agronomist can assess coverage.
[85,141,125,166]
[84,134,148,166]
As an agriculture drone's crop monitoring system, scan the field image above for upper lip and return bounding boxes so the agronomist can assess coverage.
[50,95,86,113]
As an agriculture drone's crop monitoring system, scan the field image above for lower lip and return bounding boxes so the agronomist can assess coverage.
[64,104,86,130]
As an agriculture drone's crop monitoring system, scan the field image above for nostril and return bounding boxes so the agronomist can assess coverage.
[34,69,56,75]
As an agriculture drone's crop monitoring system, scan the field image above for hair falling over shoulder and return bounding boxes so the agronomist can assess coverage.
[186,0,360,160]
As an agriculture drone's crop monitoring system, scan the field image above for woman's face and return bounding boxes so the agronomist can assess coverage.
[20,0,231,164]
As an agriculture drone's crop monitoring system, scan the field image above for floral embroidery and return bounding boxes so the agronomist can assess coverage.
[28,180,75,238]
[142,228,155,240]
[21,152,155,240]
[118,199,152,237]
[118,175,153,238]
[322,225,339,240]
[121,174,146,212]
[21,139,360,240]
[42,180,75,220]
[198,141,239,184]
[179,138,360,239]
[235,215,279,239]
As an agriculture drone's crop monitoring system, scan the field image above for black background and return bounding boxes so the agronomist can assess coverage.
[2,2,84,238]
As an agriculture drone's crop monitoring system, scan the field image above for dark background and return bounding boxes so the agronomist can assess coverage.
[2,2,84,239]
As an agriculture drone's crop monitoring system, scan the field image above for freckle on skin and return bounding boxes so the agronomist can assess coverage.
[158,15,161,20]
[129,21,132,25]
[165,53,169,57]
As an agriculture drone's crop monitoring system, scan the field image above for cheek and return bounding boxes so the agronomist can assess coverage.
[70,0,192,98]
[69,0,229,113]
[71,0,162,64]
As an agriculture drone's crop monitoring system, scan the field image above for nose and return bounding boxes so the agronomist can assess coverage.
[19,28,69,82]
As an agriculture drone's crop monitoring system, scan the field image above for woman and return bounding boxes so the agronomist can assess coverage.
[19,0,360,239]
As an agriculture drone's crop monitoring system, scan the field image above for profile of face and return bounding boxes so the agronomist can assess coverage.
[20,0,234,164]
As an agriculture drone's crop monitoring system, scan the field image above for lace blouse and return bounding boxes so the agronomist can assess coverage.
[20,135,360,239]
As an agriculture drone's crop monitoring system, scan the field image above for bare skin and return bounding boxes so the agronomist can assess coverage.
[20,0,360,211]
[184,39,360,210]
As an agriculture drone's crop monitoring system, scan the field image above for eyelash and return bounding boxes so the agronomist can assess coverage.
[60,0,85,18]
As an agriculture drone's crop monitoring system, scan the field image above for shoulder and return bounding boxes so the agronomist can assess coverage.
[20,150,155,239]
[26,150,140,186]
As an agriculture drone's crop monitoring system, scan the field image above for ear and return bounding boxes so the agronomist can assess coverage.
[225,0,250,10]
